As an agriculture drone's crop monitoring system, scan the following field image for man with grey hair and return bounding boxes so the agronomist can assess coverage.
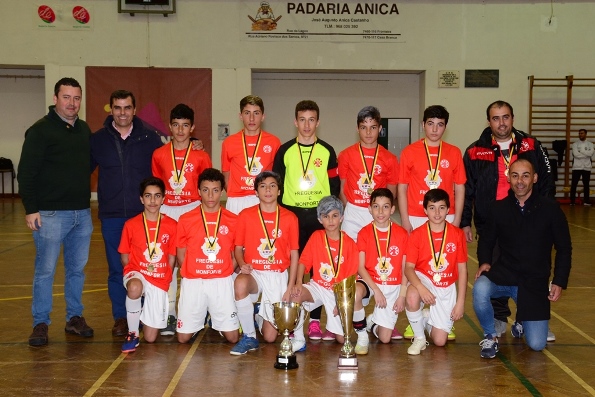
[570,128,593,206]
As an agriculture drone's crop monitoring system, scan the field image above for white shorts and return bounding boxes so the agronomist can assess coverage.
[123,271,169,329]
[415,270,456,333]
[302,281,343,336]
[161,201,201,221]
[341,202,372,242]
[247,269,288,323]
[359,280,401,330]
[176,276,239,334]
[225,195,259,215]
[409,214,455,230]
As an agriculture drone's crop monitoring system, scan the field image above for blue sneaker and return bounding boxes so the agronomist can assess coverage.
[511,321,524,338]
[122,332,140,353]
[291,338,306,353]
[230,335,259,355]
[479,337,499,359]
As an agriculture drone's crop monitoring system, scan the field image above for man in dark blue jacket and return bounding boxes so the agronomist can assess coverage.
[91,90,164,336]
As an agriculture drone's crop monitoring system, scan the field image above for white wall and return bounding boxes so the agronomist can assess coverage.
[2,0,595,178]
[252,71,421,156]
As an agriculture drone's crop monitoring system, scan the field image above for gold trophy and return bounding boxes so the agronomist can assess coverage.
[271,302,303,370]
[333,274,358,370]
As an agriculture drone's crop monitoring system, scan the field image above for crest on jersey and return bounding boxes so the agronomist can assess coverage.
[257,238,277,259]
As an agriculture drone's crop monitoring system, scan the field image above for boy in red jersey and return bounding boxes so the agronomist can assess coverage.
[289,195,359,351]
[230,171,300,355]
[119,177,177,353]
[338,106,398,241]
[152,103,212,335]
[221,95,281,215]
[404,188,468,355]
[353,188,409,354]
[398,105,466,233]
[175,168,240,344]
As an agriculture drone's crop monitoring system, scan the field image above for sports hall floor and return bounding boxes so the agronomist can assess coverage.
[0,197,594,397]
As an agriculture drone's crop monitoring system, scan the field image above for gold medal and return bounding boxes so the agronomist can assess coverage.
[147,264,155,272]
[367,187,374,195]
[504,168,509,177]
[359,144,379,196]
[208,253,216,262]
[268,255,275,263]
[433,273,441,282]
[380,274,387,281]
[299,179,310,190]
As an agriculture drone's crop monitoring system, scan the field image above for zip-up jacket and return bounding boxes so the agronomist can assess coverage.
[90,116,163,219]
[462,127,554,234]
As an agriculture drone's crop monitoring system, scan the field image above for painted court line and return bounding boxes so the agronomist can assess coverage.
[83,353,126,397]
[162,330,206,397]
[466,253,594,394]
[0,288,107,301]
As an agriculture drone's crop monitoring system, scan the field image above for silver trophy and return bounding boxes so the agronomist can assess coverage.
[333,275,358,370]
[271,301,303,370]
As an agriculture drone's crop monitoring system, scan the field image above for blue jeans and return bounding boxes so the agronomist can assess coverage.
[32,209,93,326]
[473,275,548,351]
[101,217,128,320]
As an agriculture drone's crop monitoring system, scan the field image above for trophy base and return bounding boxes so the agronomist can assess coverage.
[274,354,299,370]
[338,356,358,370]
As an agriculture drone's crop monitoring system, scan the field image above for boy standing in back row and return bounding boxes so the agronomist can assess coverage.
[273,100,341,341]
[151,104,212,335]
[338,106,398,241]
[221,95,281,215]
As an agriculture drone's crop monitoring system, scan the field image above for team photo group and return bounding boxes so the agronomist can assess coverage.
[18,77,572,365]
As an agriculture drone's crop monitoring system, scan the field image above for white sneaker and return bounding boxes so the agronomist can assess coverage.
[291,338,306,353]
[494,319,507,337]
[547,329,556,342]
[407,337,428,355]
[355,330,369,355]
[365,314,374,332]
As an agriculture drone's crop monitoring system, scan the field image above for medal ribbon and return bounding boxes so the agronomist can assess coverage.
[325,232,344,280]
[200,206,222,250]
[241,131,262,175]
[358,144,379,188]
[426,223,447,273]
[373,223,392,271]
[297,138,317,181]
[258,206,280,252]
[423,139,442,182]
[170,143,192,183]
[142,213,162,261]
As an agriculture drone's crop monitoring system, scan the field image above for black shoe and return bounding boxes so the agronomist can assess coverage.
[65,316,94,337]
[29,323,49,346]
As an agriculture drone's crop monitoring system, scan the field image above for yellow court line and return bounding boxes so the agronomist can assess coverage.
[567,222,595,233]
[83,354,127,397]
[0,288,107,301]
[551,310,595,345]
[162,330,206,397]
[543,350,595,396]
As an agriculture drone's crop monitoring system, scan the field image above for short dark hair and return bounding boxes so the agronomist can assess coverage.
[139,176,165,196]
[199,168,226,191]
[357,106,381,126]
[423,188,450,209]
[295,100,319,119]
[486,100,514,120]
[579,128,588,134]
[240,95,264,113]
[370,188,394,207]
[254,170,281,189]
[54,77,81,96]
[110,90,136,108]
[423,105,449,125]
[170,103,194,125]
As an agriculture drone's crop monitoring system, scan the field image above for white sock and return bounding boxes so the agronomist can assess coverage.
[126,296,142,336]
[236,296,256,338]
[167,267,178,317]
[293,310,306,342]
[406,308,425,339]
[353,308,365,322]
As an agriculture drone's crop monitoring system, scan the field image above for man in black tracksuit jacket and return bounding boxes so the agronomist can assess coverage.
[462,100,555,334]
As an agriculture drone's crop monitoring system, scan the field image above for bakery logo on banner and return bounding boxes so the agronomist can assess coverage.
[249,1,282,31]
